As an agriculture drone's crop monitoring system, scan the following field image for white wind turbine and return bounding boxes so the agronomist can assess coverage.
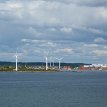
[52,57,55,67]
[49,57,52,67]
[56,57,63,70]
[46,56,48,70]
[44,51,49,70]
[15,52,18,71]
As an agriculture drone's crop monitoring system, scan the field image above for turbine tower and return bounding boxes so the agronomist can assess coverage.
[15,53,18,71]
[44,51,49,70]
[15,55,18,71]
[49,57,52,67]
[56,57,63,70]
[45,56,48,70]
[52,57,55,67]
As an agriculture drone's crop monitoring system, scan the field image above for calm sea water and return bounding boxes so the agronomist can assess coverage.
[0,71,107,107]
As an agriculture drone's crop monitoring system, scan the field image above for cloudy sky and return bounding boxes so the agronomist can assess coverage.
[0,0,107,63]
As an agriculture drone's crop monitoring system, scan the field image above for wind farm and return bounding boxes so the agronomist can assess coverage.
[1,58,107,72]
[0,49,107,72]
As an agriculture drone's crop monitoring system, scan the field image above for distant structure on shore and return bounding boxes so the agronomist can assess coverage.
[15,55,18,71]
[15,52,18,71]
[83,64,107,70]
[45,56,48,70]
[56,57,63,70]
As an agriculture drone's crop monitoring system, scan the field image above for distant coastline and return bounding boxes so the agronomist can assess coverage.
[0,61,107,72]
[0,61,86,72]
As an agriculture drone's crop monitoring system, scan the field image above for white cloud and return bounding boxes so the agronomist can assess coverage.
[88,28,107,34]
[60,27,72,33]
[41,0,107,6]
[93,50,107,56]
[49,28,56,31]
[21,39,56,48]
[40,41,56,47]
[55,48,74,54]
[27,27,43,37]
[83,43,98,48]
[94,37,106,43]
[96,7,107,21]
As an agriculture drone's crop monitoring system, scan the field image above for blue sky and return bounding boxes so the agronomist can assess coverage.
[0,0,107,63]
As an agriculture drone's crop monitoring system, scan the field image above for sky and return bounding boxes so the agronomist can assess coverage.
[0,0,107,63]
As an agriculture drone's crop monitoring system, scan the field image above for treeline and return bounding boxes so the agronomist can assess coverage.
[0,61,89,67]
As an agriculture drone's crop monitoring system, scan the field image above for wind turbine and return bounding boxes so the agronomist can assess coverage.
[52,57,55,67]
[45,56,48,70]
[44,51,49,70]
[15,52,18,71]
[53,57,54,67]
[56,57,63,70]
[49,57,52,67]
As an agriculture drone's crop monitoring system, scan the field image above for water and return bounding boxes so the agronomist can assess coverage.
[0,71,107,107]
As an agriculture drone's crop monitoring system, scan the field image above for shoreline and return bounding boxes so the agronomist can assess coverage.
[0,70,107,73]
